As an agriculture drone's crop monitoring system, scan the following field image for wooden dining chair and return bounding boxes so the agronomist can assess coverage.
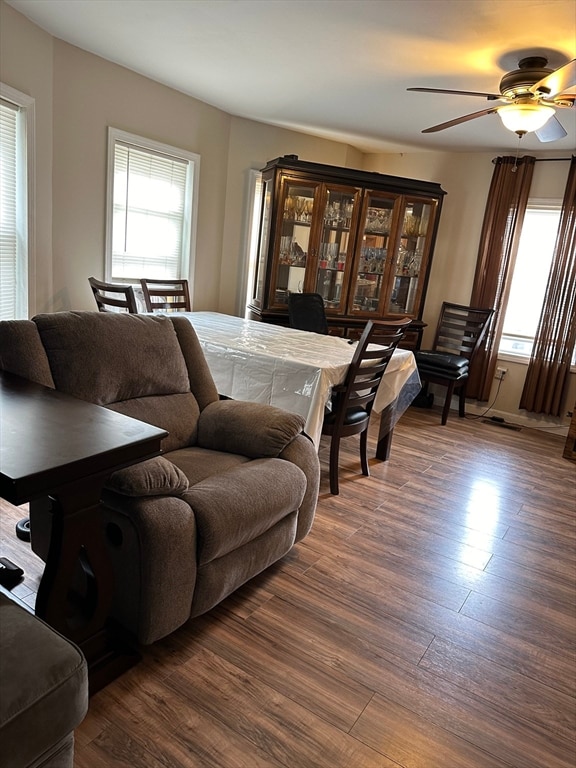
[288,292,329,334]
[414,302,494,425]
[139,278,191,312]
[88,277,138,313]
[322,318,411,494]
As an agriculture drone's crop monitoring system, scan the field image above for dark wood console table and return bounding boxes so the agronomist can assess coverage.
[0,371,167,692]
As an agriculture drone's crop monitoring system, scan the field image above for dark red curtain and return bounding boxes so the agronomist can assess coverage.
[519,156,576,416]
[467,156,535,400]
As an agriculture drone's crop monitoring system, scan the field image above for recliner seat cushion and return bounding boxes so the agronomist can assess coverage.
[183,458,307,564]
[167,446,251,486]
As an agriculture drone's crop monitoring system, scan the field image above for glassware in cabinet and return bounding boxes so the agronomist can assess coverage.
[349,192,398,315]
[388,197,437,316]
[269,180,320,308]
[314,185,361,313]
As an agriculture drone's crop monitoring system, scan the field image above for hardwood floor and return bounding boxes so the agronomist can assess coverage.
[1,407,574,767]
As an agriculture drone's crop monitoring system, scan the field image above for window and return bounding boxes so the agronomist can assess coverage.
[499,200,563,360]
[106,128,199,286]
[0,84,34,320]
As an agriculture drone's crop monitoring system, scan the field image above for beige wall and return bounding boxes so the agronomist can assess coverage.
[0,1,53,313]
[51,38,232,312]
[1,0,572,429]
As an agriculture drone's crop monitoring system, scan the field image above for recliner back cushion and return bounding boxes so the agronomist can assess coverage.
[107,393,200,452]
[34,312,190,402]
[0,320,55,387]
[33,312,198,450]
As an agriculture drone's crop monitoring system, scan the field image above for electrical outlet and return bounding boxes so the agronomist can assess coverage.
[495,367,507,380]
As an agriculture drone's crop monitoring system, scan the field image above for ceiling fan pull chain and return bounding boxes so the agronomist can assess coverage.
[511,134,523,173]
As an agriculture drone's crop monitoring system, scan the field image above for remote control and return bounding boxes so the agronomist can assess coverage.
[0,557,24,589]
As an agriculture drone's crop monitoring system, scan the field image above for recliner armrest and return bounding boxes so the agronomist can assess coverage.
[105,456,189,497]
[197,400,306,458]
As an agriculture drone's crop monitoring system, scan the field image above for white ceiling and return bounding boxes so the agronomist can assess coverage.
[6,0,576,154]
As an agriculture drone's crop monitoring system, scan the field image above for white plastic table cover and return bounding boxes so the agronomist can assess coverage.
[179,312,420,449]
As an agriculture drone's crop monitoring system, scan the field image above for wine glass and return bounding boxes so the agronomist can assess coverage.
[294,197,306,221]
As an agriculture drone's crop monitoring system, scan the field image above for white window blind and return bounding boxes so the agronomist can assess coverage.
[107,130,198,284]
[0,98,25,319]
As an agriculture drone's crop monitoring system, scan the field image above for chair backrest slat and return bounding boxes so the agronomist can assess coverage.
[139,279,191,312]
[433,303,494,360]
[332,318,411,424]
[88,277,138,313]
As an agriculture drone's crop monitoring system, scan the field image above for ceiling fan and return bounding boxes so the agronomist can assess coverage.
[408,56,575,142]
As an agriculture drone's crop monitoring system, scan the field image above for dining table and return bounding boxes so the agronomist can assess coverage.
[176,312,421,458]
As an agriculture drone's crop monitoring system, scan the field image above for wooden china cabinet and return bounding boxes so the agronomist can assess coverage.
[248,155,446,348]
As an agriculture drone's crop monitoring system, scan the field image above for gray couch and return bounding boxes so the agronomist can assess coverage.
[0,589,88,768]
[0,311,320,645]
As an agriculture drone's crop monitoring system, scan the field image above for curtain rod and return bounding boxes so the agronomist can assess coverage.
[493,155,574,164]
[534,157,574,162]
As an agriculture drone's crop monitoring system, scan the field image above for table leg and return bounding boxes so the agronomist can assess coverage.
[374,372,422,460]
[34,480,139,693]
[375,403,395,461]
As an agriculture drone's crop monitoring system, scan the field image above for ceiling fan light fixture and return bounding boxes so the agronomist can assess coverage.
[497,102,555,135]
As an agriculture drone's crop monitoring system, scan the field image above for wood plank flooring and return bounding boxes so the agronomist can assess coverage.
[1,407,574,767]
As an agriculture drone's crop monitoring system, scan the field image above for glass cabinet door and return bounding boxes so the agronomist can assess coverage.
[269,179,320,308]
[251,177,272,310]
[388,197,437,315]
[314,185,360,313]
[349,192,398,315]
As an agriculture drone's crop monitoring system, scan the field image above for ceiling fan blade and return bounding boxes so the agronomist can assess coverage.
[530,59,576,98]
[535,114,568,143]
[421,107,499,133]
[407,87,502,101]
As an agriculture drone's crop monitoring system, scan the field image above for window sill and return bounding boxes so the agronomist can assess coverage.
[497,352,529,366]
[497,352,576,374]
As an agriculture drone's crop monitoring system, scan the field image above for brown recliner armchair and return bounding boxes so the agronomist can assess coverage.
[0,311,320,644]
